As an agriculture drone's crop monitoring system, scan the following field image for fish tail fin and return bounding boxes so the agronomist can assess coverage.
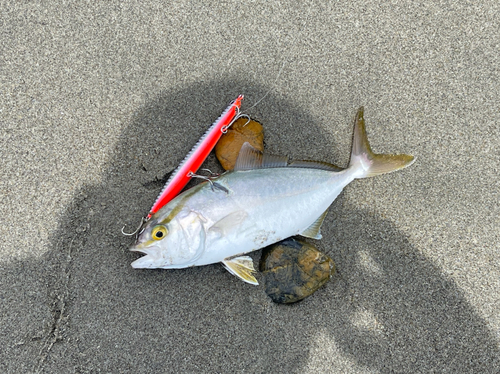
[349,107,415,178]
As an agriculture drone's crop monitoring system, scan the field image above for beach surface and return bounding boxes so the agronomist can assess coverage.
[1,1,499,372]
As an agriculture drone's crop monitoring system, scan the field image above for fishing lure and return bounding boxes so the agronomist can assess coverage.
[123,95,244,237]
[147,95,244,219]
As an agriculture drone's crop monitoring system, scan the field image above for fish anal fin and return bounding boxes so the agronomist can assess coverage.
[299,210,328,239]
[222,256,258,285]
[234,142,288,171]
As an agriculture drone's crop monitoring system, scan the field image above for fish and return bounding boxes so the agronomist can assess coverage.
[130,107,415,285]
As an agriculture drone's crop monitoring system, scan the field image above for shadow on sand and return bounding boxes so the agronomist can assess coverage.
[4,80,499,373]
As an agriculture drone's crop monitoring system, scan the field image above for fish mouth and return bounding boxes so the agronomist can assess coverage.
[129,243,151,256]
[129,245,169,269]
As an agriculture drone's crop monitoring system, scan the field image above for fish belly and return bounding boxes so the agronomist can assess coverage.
[190,167,353,265]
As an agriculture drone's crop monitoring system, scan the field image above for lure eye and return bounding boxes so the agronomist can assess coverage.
[151,225,168,240]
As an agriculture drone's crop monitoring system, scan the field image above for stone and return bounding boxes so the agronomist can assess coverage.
[215,117,264,170]
[259,238,335,304]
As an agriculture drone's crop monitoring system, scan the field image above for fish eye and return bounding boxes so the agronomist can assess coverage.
[151,225,168,240]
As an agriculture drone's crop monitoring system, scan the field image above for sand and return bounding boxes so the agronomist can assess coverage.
[1,1,499,373]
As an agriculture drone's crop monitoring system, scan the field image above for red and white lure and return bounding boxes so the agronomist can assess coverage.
[122,95,244,236]
[148,95,244,218]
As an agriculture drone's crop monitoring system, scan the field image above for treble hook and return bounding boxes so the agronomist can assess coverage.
[188,171,228,193]
[199,168,220,177]
[121,216,147,237]
[237,113,252,127]
[187,171,215,188]
[221,107,251,133]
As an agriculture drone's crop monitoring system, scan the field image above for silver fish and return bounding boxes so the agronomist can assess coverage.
[130,108,414,285]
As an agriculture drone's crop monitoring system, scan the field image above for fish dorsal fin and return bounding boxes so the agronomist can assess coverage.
[262,153,289,168]
[234,142,343,173]
[299,209,328,239]
[288,160,344,172]
[234,142,288,171]
[222,256,258,285]
[234,142,262,170]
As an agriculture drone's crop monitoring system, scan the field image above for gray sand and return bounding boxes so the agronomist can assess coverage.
[1,1,499,373]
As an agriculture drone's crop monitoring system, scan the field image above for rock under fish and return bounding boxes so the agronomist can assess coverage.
[260,238,335,303]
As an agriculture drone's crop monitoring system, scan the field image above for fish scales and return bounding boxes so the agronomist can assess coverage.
[178,167,353,266]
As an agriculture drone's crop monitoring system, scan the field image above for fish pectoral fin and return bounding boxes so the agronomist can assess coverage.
[299,209,328,239]
[208,210,248,237]
[222,256,258,285]
[234,142,288,171]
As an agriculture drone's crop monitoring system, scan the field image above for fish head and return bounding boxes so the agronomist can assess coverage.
[130,206,206,269]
